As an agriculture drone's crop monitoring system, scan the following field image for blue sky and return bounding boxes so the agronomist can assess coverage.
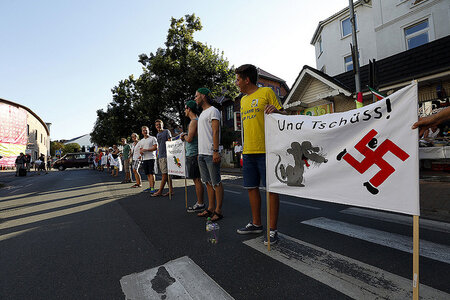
[0,0,347,141]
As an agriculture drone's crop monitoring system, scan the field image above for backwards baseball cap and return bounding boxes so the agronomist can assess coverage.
[196,87,211,95]
[185,100,197,110]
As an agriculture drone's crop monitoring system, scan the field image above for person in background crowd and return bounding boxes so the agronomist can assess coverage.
[15,152,26,176]
[98,150,105,171]
[235,64,284,245]
[36,154,47,175]
[195,87,224,221]
[234,141,243,168]
[152,120,173,197]
[121,138,132,183]
[101,149,108,172]
[111,144,122,177]
[47,155,52,171]
[130,133,142,188]
[25,153,31,172]
[181,100,205,213]
[138,126,158,192]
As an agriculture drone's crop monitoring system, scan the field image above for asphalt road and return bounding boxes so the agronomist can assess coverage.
[1,168,449,299]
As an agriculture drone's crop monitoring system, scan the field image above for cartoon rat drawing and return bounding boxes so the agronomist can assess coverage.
[275,141,328,187]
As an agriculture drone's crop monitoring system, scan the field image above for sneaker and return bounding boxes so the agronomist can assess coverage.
[187,203,205,213]
[264,230,279,245]
[237,223,263,234]
[143,188,155,192]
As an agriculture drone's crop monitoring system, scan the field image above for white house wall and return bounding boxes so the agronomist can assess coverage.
[373,0,450,59]
[315,3,376,76]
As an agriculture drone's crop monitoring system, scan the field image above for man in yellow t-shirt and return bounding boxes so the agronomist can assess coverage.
[235,64,284,245]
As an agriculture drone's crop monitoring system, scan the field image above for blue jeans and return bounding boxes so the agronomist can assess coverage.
[243,154,266,188]
[198,154,221,186]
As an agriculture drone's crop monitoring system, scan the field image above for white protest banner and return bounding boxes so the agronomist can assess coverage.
[166,139,186,177]
[265,83,419,215]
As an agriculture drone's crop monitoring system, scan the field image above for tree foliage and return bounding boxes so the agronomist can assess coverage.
[91,14,238,146]
[63,143,81,154]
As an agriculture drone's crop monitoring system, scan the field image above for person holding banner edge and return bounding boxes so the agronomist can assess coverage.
[195,88,224,222]
[181,100,205,212]
[412,106,450,137]
[235,64,285,245]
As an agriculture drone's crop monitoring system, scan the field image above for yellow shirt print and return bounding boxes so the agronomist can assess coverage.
[240,87,282,154]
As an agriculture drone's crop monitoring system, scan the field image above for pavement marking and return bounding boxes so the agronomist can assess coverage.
[281,200,321,210]
[244,234,449,300]
[224,189,241,195]
[341,207,450,234]
[120,256,233,300]
[302,217,450,264]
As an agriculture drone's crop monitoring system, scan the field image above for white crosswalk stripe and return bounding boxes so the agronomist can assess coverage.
[244,234,449,299]
[341,207,450,234]
[302,217,450,264]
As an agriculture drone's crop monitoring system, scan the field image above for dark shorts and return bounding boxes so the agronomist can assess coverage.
[243,154,266,188]
[186,155,200,179]
[142,159,155,175]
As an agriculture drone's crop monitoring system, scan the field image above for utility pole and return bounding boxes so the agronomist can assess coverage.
[349,0,363,108]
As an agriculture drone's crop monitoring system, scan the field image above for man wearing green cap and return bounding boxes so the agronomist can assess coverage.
[181,100,205,212]
[195,88,224,221]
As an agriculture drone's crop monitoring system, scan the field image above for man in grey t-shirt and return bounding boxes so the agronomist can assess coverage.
[152,119,173,197]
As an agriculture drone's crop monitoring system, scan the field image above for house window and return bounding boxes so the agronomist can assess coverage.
[344,55,353,71]
[317,36,323,56]
[276,87,281,96]
[35,130,37,140]
[226,105,234,121]
[41,134,43,143]
[405,19,429,50]
[341,15,357,37]
[27,125,30,136]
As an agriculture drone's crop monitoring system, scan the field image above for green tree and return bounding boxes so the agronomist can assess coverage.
[91,13,238,144]
[138,14,238,130]
[63,143,80,154]
[50,141,65,156]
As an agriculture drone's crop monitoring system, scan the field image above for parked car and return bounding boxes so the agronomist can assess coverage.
[53,152,94,171]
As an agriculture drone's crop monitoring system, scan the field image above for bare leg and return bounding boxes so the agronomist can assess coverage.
[213,183,224,214]
[193,178,204,204]
[147,174,154,189]
[154,173,168,195]
[248,188,262,226]
[269,192,279,230]
[133,169,141,185]
[205,183,215,212]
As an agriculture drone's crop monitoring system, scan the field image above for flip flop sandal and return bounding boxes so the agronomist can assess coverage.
[197,209,213,218]
[151,192,163,197]
[211,212,223,221]
[131,184,141,188]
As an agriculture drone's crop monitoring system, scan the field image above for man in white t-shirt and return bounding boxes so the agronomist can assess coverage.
[195,87,224,222]
[137,126,158,192]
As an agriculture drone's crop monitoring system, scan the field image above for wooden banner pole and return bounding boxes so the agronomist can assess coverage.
[413,215,419,300]
[168,175,172,201]
[266,189,271,251]
[185,178,187,209]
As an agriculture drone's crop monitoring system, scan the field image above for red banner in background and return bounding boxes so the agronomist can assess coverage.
[0,103,27,167]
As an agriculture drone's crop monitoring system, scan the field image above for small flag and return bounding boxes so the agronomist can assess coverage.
[356,92,363,108]
[368,86,386,101]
